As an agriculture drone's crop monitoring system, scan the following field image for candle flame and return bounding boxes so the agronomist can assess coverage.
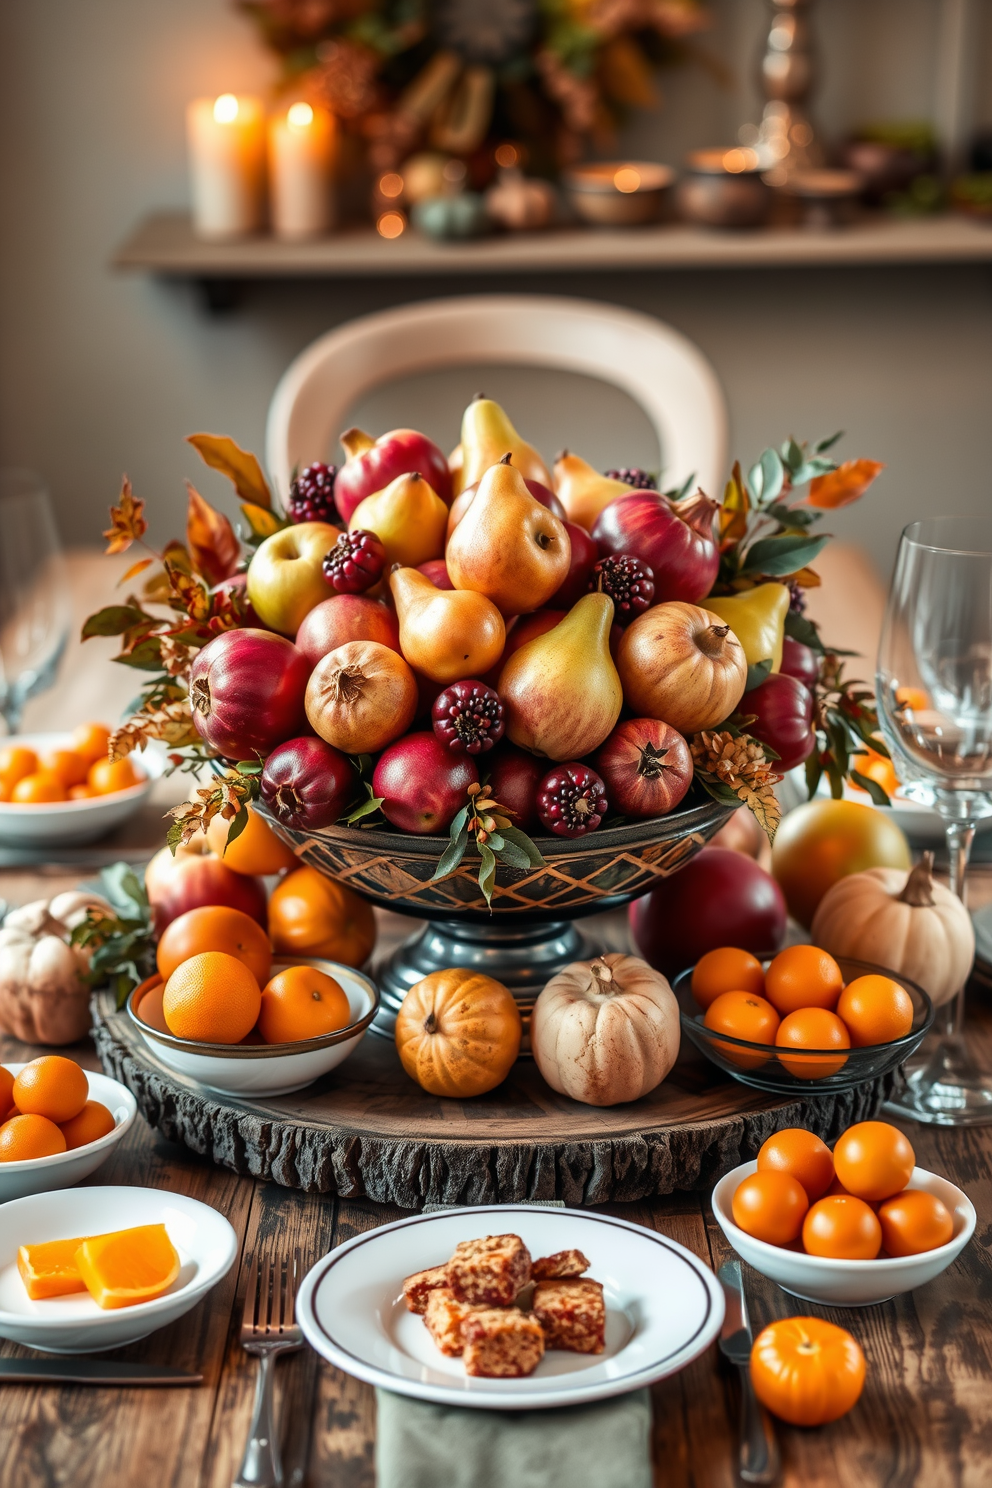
[495,143,519,168]
[613,166,642,193]
[377,211,406,240]
[287,101,314,129]
[213,94,240,124]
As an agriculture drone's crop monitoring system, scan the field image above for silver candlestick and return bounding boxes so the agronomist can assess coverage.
[741,0,823,185]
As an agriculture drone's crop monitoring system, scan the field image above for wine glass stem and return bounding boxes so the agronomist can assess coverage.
[944,818,975,1038]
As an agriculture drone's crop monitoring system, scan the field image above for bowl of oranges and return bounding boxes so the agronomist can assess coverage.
[712,1122,976,1307]
[0,725,160,848]
[0,1055,137,1202]
[673,945,933,1094]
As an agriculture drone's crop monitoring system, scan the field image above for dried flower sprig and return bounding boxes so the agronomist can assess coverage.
[690,728,782,842]
[432,783,547,910]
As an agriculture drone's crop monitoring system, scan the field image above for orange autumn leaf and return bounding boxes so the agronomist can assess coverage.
[808,460,885,509]
[103,477,147,555]
[186,433,272,509]
[185,483,240,587]
[117,557,154,585]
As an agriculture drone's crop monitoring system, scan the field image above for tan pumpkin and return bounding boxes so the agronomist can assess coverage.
[531,953,680,1106]
[395,969,522,1098]
[810,852,974,1008]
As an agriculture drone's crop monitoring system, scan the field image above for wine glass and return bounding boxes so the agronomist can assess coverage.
[876,515,992,1125]
[0,470,71,735]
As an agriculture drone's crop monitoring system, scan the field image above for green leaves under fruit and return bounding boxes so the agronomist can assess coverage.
[71,864,156,1008]
[431,786,546,910]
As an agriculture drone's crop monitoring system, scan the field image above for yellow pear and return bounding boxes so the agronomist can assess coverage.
[553,452,633,533]
[498,592,622,760]
[446,456,570,616]
[455,396,552,495]
[349,472,447,569]
[390,567,505,684]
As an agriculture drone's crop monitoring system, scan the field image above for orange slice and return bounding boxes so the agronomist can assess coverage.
[18,1237,90,1299]
[75,1224,181,1310]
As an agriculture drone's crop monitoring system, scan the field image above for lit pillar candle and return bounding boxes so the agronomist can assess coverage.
[186,94,266,239]
[268,102,336,240]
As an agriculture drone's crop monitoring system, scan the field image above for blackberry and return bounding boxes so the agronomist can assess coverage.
[605,467,657,490]
[322,529,386,594]
[432,680,505,755]
[536,763,608,838]
[287,462,340,525]
[788,579,807,614]
[589,554,655,624]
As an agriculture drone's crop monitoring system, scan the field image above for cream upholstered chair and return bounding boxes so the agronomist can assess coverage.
[265,294,727,501]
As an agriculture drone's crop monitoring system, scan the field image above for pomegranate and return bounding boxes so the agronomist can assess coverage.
[486,745,544,830]
[447,477,566,539]
[432,681,505,755]
[594,720,693,818]
[593,489,719,604]
[743,672,815,772]
[417,558,454,590]
[536,763,608,838]
[780,636,820,691]
[144,842,267,935]
[189,629,309,760]
[261,736,358,830]
[321,529,386,594]
[296,595,400,665]
[588,554,654,624]
[334,427,452,522]
[373,732,478,833]
[306,640,418,754]
[629,846,787,978]
[549,522,599,609]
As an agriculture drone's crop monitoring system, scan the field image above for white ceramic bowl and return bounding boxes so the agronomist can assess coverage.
[0,1066,137,1203]
[0,732,163,847]
[0,1184,237,1353]
[127,957,379,1096]
[712,1159,976,1307]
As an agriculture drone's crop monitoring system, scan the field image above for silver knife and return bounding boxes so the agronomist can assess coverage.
[718,1260,780,1485]
[0,1358,202,1386]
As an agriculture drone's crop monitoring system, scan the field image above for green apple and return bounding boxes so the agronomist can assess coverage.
[246,522,339,636]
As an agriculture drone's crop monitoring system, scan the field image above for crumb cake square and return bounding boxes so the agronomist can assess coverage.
[462,1309,545,1378]
[402,1263,450,1314]
[533,1278,606,1354]
[448,1234,531,1306]
[531,1249,590,1281]
[423,1288,476,1356]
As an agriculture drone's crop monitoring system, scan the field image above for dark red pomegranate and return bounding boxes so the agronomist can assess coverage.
[743,672,815,772]
[595,720,693,818]
[588,554,655,624]
[296,595,400,664]
[779,636,820,692]
[321,529,386,594]
[417,559,454,590]
[536,763,608,838]
[372,732,478,833]
[549,521,599,609]
[592,489,719,604]
[629,846,787,979]
[334,428,452,522]
[260,736,358,830]
[432,681,505,755]
[485,745,544,830]
[189,629,309,760]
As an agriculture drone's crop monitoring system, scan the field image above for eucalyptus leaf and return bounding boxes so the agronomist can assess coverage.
[747,460,764,502]
[695,775,741,809]
[849,769,891,806]
[498,826,547,867]
[745,659,773,691]
[664,473,694,502]
[448,804,470,839]
[744,533,829,577]
[783,608,825,654]
[815,431,843,453]
[805,753,823,801]
[494,838,533,869]
[341,794,384,825]
[484,832,505,852]
[432,824,469,882]
[478,841,497,907]
[758,448,784,504]
[766,503,816,529]
[225,804,250,849]
[782,437,805,474]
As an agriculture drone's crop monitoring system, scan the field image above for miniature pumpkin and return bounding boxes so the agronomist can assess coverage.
[0,892,112,1044]
[810,852,974,1008]
[395,969,522,1097]
[531,953,680,1106]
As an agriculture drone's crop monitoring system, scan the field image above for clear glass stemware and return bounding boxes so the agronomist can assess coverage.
[0,470,71,735]
[876,515,992,1124]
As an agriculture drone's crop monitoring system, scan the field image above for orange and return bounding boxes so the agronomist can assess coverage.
[764,945,843,1015]
[70,721,112,763]
[11,771,66,803]
[877,1189,954,1257]
[137,982,170,1034]
[41,749,90,788]
[757,1128,835,1203]
[258,965,351,1045]
[836,975,914,1047]
[691,947,765,1009]
[0,1113,67,1161]
[802,1194,882,1259]
[0,744,38,786]
[703,991,780,1068]
[849,746,899,799]
[731,1171,809,1246]
[69,783,98,800]
[59,1100,115,1151]
[775,1008,850,1080]
[833,1121,915,1202]
[88,756,144,795]
[162,951,262,1044]
[771,798,911,927]
[206,805,297,876]
[268,866,376,969]
[13,1056,88,1123]
[0,1066,14,1120]
[75,1224,180,1310]
[156,905,273,985]
[18,1237,89,1299]
[751,1317,865,1427]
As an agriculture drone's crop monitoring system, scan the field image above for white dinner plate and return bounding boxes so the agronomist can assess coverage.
[0,1066,137,1203]
[296,1204,725,1410]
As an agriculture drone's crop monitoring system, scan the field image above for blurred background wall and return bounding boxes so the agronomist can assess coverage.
[1,0,991,579]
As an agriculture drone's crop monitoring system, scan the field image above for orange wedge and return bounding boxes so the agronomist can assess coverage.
[75,1224,181,1310]
[18,1237,90,1299]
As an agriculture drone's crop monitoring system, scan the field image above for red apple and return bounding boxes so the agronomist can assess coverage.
[595,719,693,818]
[189,628,309,760]
[145,842,267,935]
[743,672,815,772]
[261,736,358,830]
[780,635,820,691]
[549,521,599,609]
[485,744,544,830]
[296,594,400,664]
[372,732,478,833]
[334,427,452,522]
[246,521,341,635]
[417,559,454,590]
[593,489,719,604]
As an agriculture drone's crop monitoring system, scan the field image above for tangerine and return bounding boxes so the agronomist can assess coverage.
[0,1066,14,1120]
[13,1056,88,1123]
[750,1317,866,1427]
[70,721,112,763]
[88,756,144,795]
[18,1237,89,1299]
[69,784,98,800]
[757,1128,835,1202]
[849,746,900,799]
[703,991,781,1069]
[833,1121,914,1202]
[162,951,261,1044]
[0,1113,67,1161]
[75,1223,180,1310]
[0,745,38,786]
[59,1100,115,1151]
[764,945,843,1015]
[691,947,765,1009]
[156,905,272,985]
[41,749,90,788]
[11,772,66,803]
[775,1008,850,1080]
[137,983,170,1034]
[836,975,914,1047]
[802,1194,882,1259]
[268,866,376,968]
[877,1189,954,1257]
[206,806,297,876]
[258,965,351,1045]
[732,1170,809,1245]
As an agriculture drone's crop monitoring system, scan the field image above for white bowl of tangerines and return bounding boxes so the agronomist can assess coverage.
[0,1055,136,1202]
[0,724,159,848]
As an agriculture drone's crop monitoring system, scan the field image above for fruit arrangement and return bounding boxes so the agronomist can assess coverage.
[0,724,145,804]
[0,1055,117,1163]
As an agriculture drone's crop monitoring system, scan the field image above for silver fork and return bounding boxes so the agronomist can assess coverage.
[234,1250,304,1488]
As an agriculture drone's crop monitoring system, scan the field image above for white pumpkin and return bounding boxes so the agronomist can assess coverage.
[0,891,112,1044]
[810,853,973,1008]
[531,953,680,1106]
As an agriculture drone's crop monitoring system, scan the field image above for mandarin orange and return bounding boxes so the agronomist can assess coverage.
[836,974,914,1047]
[59,1100,115,1151]
[703,991,780,1068]
[70,721,112,763]
[732,1171,809,1246]
[0,1113,67,1161]
[258,965,351,1044]
[42,749,90,788]
[11,771,66,803]
[69,784,98,800]
[775,1008,850,1079]
[764,945,843,1015]
[13,1056,88,1123]
[877,1189,954,1257]
[691,947,765,1009]
[757,1128,835,1202]
[268,867,376,968]
[0,745,38,786]
[0,1066,14,1120]
[162,951,261,1044]
[833,1121,914,1202]
[136,983,170,1033]
[156,905,272,985]
[88,756,144,795]
[802,1194,882,1259]
[206,806,297,876]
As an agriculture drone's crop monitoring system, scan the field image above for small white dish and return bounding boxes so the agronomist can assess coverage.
[0,732,162,848]
[712,1159,976,1307]
[0,1184,237,1353]
[296,1204,725,1410]
[0,1067,137,1203]
[127,958,379,1097]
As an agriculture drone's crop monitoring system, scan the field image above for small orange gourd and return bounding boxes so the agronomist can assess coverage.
[395,970,522,1098]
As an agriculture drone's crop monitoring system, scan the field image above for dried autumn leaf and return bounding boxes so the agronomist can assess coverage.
[186,433,272,509]
[109,699,199,761]
[719,460,750,551]
[241,502,283,541]
[186,483,240,586]
[103,477,148,554]
[165,562,212,622]
[807,459,885,509]
[118,557,154,585]
[790,566,822,589]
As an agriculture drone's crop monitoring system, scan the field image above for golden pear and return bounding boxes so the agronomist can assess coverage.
[445,456,570,616]
[455,396,552,495]
[390,567,506,684]
[349,472,447,569]
[498,592,622,760]
[553,452,633,533]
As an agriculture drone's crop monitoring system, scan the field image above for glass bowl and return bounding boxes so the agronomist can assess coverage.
[674,956,933,1094]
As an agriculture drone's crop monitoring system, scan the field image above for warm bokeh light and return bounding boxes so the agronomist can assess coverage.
[722,147,759,173]
[613,166,642,193]
[442,159,467,186]
[378,172,404,199]
[287,101,314,129]
[377,210,407,239]
[495,143,519,168]
[213,94,240,124]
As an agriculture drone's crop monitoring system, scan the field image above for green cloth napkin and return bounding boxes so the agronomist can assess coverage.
[375,1386,653,1488]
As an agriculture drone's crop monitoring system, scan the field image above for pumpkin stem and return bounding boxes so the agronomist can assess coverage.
[898,852,937,908]
[424,1011,438,1034]
[589,958,615,993]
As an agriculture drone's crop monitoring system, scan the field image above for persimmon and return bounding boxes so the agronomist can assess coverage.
[88,756,144,795]
[703,991,780,1069]
[136,983,169,1034]
[156,905,272,985]
[70,722,112,763]
[877,1189,955,1257]
[691,947,765,1009]
[750,1317,866,1426]
[11,771,66,803]
[802,1194,882,1259]
[757,1128,835,1203]
[59,1101,115,1151]
[268,866,376,968]
[775,1008,850,1080]
[206,805,297,876]
[0,1113,67,1161]
[258,965,351,1044]
[13,1056,88,1123]
[836,975,914,1047]
[162,951,261,1044]
[764,945,843,1015]
[731,1171,809,1246]
[833,1121,915,1202]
